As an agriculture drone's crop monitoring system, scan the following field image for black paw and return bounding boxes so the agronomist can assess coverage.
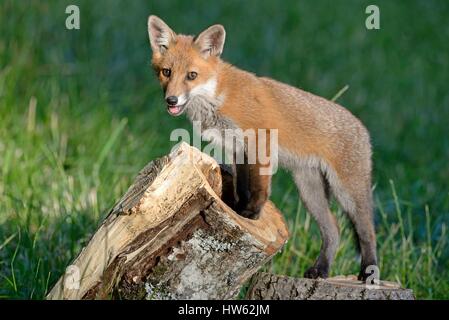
[235,199,263,220]
[358,264,379,283]
[358,271,367,282]
[238,208,261,220]
[304,266,328,279]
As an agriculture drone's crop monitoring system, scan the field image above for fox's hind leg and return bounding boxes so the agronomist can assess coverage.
[294,167,339,279]
[345,186,378,282]
[331,170,378,282]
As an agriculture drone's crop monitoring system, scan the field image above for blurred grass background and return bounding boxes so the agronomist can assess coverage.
[0,0,448,299]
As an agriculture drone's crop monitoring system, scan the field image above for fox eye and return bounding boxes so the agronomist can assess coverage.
[187,71,198,81]
[161,68,171,77]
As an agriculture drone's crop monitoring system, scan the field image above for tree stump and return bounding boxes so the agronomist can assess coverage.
[246,272,415,300]
[46,142,289,300]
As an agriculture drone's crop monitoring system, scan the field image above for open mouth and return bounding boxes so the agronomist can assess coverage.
[167,103,186,116]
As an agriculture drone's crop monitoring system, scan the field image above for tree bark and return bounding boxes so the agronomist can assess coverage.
[46,142,289,300]
[246,272,415,300]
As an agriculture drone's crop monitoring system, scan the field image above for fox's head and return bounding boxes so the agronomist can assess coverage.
[147,15,226,116]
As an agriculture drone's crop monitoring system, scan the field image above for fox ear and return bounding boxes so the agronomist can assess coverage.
[148,15,175,54]
[194,24,226,58]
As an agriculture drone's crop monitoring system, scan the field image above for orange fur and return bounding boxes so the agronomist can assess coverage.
[147,15,378,281]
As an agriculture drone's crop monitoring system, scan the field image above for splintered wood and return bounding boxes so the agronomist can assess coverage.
[47,142,289,300]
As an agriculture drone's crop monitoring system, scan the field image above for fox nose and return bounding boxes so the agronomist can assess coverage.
[166,96,178,105]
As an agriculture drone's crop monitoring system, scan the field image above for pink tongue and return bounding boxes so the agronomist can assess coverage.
[169,105,180,114]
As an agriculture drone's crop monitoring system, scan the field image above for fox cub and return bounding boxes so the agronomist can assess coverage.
[147,15,378,281]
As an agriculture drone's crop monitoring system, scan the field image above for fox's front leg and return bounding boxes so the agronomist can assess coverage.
[236,162,271,220]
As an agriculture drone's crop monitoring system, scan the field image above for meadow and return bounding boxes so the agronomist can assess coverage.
[0,0,448,299]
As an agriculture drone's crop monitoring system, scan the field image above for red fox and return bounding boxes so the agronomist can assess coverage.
[147,15,378,281]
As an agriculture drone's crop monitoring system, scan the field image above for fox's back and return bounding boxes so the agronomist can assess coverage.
[253,77,371,168]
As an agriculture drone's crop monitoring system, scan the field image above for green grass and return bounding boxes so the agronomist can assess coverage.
[1,0,449,299]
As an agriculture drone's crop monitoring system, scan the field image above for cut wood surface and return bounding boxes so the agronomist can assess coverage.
[246,272,415,300]
[46,142,289,300]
